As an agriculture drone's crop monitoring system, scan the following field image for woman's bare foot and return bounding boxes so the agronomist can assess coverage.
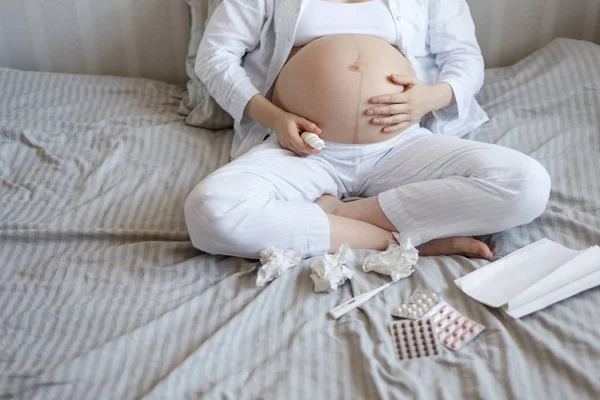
[315,194,493,259]
[417,237,493,259]
[315,194,492,260]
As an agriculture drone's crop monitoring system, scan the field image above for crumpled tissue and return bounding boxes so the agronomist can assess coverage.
[362,239,418,282]
[310,245,355,292]
[256,248,303,287]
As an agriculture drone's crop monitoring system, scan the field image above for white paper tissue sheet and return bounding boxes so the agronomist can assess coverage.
[454,238,600,318]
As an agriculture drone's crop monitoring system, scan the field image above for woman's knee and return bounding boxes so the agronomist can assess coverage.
[475,153,551,225]
[513,157,551,222]
[184,177,227,254]
[184,173,269,255]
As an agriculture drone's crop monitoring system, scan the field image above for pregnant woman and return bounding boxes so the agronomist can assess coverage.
[185,0,551,259]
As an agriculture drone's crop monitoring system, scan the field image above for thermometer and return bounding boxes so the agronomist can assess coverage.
[328,282,393,319]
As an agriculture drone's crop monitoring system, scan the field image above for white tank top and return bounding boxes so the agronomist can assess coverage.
[294,0,397,47]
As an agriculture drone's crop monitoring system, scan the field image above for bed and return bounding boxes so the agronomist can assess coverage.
[1,38,599,399]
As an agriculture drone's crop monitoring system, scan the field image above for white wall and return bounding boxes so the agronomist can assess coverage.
[468,0,600,67]
[0,0,190,84]
[0,0,599,82]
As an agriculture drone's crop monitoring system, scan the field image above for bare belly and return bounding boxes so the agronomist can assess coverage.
[272,34,415,144]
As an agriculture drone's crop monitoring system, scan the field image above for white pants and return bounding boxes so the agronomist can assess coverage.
[185,128,551,259]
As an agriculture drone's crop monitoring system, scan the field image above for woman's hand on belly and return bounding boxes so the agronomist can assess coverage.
[273,111,323,157]
[273,35,422,144]
[366,75,455,133]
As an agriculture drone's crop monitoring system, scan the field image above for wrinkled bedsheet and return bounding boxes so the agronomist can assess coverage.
[1,38,599,399]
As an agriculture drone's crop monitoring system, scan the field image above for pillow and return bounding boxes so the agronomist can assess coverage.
[179,0,233,130]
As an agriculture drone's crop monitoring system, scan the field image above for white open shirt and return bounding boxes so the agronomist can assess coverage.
[196,0,490,158]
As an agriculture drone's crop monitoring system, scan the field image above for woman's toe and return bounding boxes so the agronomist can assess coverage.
[457,237,493,259]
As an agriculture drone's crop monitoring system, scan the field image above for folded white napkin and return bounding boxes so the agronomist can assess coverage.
[454,238,600,318]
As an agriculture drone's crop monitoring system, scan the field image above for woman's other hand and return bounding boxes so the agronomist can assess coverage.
[273,112,322,157]
[244,94,322,157]
[366,74,454,134]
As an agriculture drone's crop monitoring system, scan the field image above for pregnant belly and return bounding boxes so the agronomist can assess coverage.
[272,34,415,144]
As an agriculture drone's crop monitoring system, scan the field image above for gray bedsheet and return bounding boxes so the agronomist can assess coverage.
[1,38,599,399]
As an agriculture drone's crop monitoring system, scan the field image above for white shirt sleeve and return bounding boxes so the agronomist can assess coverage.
[195,0,266,121]
[428,0,485,122]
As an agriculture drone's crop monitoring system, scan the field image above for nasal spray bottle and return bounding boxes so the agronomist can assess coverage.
[301,131,325,150]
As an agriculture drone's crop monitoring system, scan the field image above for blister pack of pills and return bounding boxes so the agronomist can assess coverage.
[390,318,440,360]
[424,301,485,351]
[391,290,441,319]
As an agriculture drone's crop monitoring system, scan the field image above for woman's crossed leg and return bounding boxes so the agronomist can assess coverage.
[185,133,551,259]
[184,142,394,259]
[316,133,551,258]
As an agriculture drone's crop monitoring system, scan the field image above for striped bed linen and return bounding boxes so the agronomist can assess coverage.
[1,37,599,399]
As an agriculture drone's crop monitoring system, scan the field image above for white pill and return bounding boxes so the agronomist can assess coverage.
[410,304,417,309]
[431,293,438,299]
[425,299,433,305]
[416,299,424,305]
[416,307,424,314]
[401,304,408,309]
[420,294,428,300]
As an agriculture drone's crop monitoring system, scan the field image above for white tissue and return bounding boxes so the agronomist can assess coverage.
[362,239,418,282]
[301,132,325,150]
[256,248,303,287]
[310,245,355,292]
[454,238,600,318]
